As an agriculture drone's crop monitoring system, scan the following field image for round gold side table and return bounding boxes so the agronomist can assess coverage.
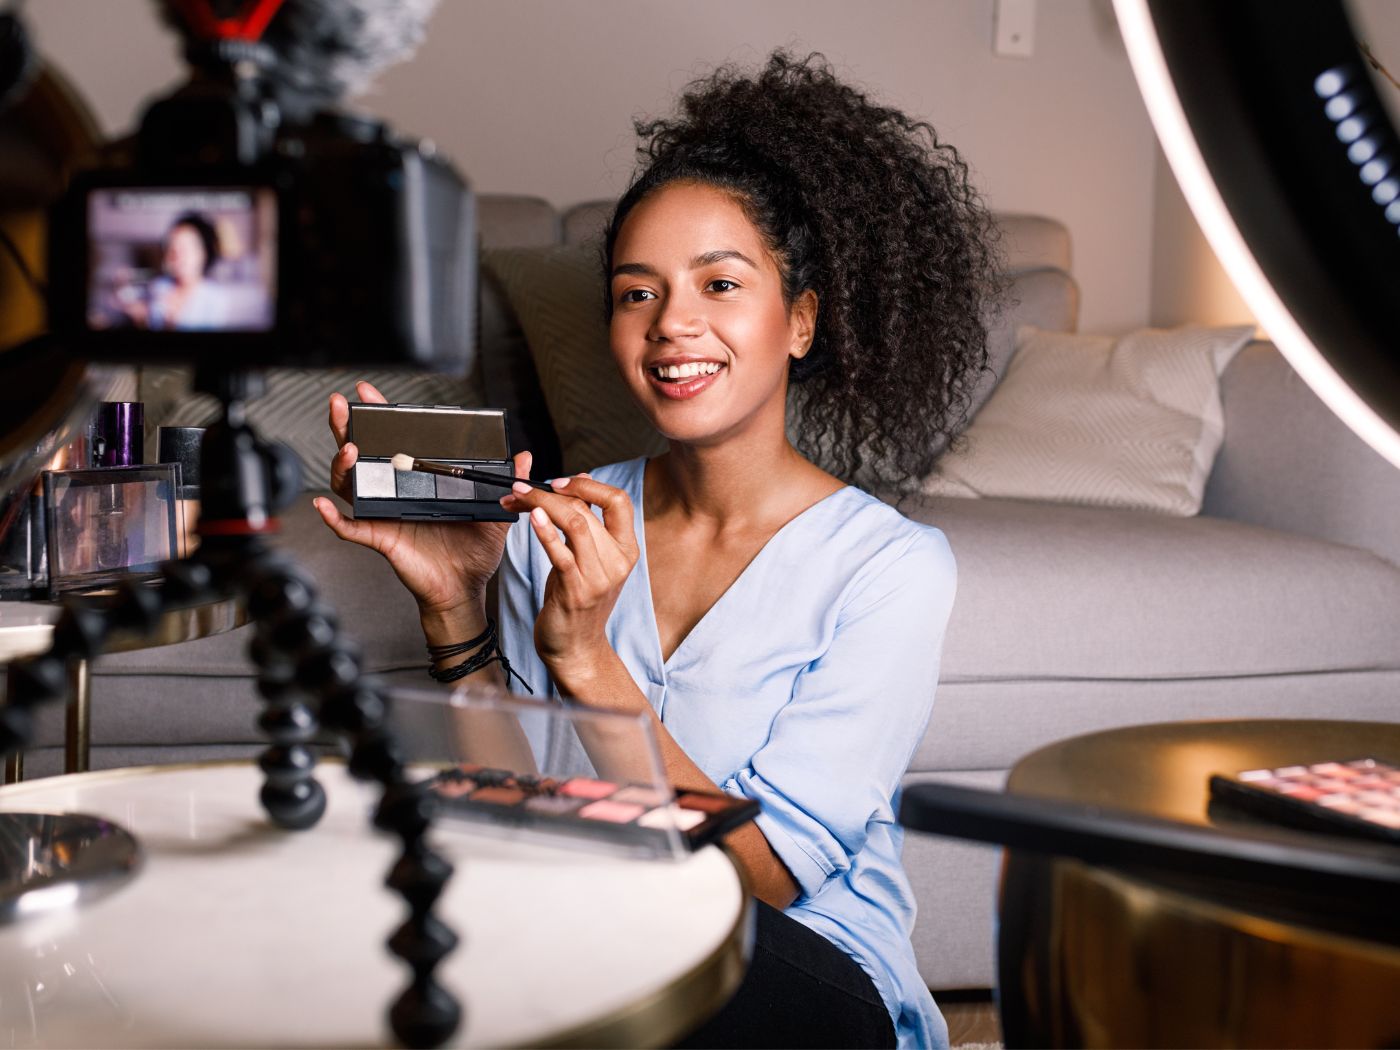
[998,719,1400,1049]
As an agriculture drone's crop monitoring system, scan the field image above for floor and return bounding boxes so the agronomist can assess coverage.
[940,990,1002,1047]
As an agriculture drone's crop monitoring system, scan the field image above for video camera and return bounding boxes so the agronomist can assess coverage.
[45,0,475,372]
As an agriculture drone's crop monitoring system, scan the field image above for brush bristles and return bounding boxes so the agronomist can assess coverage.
[390,453,416,472]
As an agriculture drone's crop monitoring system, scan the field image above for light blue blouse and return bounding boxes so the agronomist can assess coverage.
[147,275,232,330]
[498,457,955,1049]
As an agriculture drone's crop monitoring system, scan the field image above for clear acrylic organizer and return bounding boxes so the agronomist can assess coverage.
[386,683,758,861]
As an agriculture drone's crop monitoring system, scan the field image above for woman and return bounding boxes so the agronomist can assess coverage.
[316,53,998,1049]
[120,212,229,330]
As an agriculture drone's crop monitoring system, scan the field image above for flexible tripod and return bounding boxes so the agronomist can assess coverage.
[0,369,461,1049]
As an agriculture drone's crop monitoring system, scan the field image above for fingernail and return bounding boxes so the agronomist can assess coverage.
[531,507,548,525]
[512,481,532,495]
[551,476,570,489]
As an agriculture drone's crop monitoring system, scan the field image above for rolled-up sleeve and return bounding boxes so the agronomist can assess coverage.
[719,528,956,901]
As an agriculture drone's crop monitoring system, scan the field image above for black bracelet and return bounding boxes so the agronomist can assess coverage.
[426,620,494,661]
[427,618,532,693]
[430,646,533,694]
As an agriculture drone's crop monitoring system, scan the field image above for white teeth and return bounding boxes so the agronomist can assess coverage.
[654,362,722,380]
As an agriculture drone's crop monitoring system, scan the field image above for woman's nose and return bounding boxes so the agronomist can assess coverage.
[648,292,705,341]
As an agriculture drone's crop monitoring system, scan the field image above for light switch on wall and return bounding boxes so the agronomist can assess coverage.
[994,0,1036,58]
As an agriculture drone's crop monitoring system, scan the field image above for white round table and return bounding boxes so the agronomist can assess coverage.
[0,762,750,1048]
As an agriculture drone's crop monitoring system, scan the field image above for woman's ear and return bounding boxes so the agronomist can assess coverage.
[789,289,819,360]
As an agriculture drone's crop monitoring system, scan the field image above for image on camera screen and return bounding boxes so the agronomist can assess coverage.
[85,188,277,333]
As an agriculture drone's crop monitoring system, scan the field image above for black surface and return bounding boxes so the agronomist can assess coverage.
[900,781,1400,912]
[1148,0,1400,451]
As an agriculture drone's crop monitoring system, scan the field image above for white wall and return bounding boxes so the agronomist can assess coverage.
[1148,142,1256,329]
[27,0,1157,334]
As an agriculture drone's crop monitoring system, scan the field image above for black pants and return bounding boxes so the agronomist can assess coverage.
[674,900,897,1049]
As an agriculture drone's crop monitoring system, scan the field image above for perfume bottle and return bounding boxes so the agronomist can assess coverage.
[92,403,144,571]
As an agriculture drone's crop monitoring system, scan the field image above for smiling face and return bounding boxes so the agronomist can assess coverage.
[609,181,816,448]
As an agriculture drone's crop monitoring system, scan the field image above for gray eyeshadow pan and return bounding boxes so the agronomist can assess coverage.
[355,461,397,499]
[436,475,475,499]
[395,468,436,499]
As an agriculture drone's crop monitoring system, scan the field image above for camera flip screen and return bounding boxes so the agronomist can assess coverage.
[85,187,277,333]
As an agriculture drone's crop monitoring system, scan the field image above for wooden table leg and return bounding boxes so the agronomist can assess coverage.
[2,750,21,784]
[64,658,91,775]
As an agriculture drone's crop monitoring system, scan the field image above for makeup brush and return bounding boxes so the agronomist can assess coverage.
[390,453,553,491]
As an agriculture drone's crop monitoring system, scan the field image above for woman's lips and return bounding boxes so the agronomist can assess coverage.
[646,364,725,400]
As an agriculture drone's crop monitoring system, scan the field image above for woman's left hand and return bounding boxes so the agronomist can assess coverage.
[501,474,639,678]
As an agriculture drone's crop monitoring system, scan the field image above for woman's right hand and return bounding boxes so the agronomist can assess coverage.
[313,381,528,618]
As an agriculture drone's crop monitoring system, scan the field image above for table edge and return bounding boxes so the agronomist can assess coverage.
[530,841,754,1050]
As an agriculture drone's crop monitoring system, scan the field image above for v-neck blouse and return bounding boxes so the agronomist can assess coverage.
[498,457,956,1049]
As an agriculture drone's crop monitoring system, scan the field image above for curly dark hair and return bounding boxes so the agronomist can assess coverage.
[603,51,1003,485]
[169,211,220,274]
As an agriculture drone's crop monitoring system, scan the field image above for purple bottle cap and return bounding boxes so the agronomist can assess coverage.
[96,402,145,467]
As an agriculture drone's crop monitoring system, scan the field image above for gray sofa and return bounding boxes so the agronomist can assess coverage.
[18,195,1400,992]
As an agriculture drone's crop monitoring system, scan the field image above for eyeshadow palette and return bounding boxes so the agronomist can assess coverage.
[349,402,515,521]
[430,765,760,856]
[1209,758,1400,844]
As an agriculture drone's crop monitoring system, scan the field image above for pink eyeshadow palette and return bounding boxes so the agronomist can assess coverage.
[1209,758,1400,844]
[429,766,759,854]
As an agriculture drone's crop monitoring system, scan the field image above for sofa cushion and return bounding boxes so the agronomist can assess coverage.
[894,494,1400,772]
[1205,340,1400,567]
[904,494,1400,685]
[561,200,613,247]
[478,194,560,249]
[923,324,1253,514]
[561,201,1072,274]
[919,671,1400,774]
[968,267,1080,422]
[997,213,1072,272]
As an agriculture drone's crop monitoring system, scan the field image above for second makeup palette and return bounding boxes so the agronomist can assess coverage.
[349,402,516,522]
[1209,758,1400,844]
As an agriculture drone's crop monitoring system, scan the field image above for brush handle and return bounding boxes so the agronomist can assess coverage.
[413,458,553,491]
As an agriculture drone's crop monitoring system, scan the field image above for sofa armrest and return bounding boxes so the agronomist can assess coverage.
[1202,340,1400,565]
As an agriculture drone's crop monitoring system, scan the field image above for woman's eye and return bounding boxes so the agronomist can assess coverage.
[706,279,738,293]
[619,288,655,304]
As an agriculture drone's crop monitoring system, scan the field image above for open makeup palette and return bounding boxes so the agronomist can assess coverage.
[390,685,760,860]
[431,765,757,855]
[1210,758,1400,844]
[348,402,515,522]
